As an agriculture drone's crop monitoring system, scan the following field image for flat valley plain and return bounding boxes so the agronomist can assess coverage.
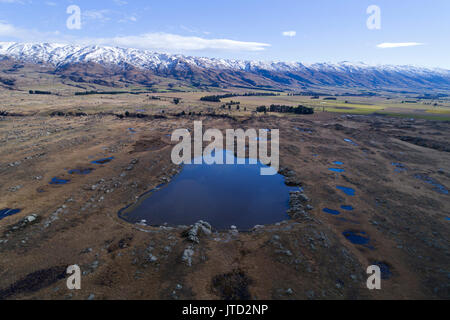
[0,75,449,300]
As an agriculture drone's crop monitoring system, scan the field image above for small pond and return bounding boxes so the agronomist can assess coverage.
[91,157,114,165]
[68,168,93,175]
[322,208,341,215]
[119,150,295,230]
[343,230,370,245]
[336,186,356,196]
[0,208,21,221]
[49,177,70,185]
[329,168,345,173]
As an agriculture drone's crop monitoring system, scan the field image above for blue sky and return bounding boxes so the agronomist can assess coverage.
[0,0,449,68]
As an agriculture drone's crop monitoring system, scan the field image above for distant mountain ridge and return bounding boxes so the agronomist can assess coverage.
[1,41,449,92]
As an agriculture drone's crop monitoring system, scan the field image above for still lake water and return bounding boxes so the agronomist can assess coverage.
[119,150,295,230]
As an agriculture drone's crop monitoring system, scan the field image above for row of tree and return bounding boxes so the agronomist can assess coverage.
[29,90,52,95]
[257,104,314,115]
[200,94,237,102]
[200,92,280,102]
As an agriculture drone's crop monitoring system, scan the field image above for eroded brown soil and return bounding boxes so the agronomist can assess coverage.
[0,112,448,300]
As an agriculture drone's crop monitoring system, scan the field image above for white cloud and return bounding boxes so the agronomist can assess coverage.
[0,21,59,39]
[377,42,424,48]
[0,0,25,3]
[93,33,271,52]
[118,15,137,23]
[0,22,16,34]
[83,9,112,23]
[282,31,296,37]
[113,0,128,5]
[0,22,270,52]
[180,25,211,36]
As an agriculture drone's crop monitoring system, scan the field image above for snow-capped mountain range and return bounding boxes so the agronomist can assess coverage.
[1,41,449,91]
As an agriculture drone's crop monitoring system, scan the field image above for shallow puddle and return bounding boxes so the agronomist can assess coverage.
[91,157,114,165]
[414,174,448,194]
[344,138,358,146]
[49,177,70,185]
[68,168,93,175]
[372,262,392,279]
[342,230,370,245]
[0,208,21,221]
[340,205,354,211]
[329,168,345,173]
[119,150,294,230]
[322,208,341,215]
[336,186,356,196]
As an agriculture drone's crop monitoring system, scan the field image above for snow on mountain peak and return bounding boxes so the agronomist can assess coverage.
[0,41,446,75]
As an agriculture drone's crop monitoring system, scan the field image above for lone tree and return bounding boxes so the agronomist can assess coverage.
[173,98,181,105]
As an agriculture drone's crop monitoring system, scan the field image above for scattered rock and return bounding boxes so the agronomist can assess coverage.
[287,191,311,219]
[280,168,303,186]
[182,220,212,244]
[5,214,40,234]
[8,185,22,192]
[25,215,37,223]
[182,246,195,267]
